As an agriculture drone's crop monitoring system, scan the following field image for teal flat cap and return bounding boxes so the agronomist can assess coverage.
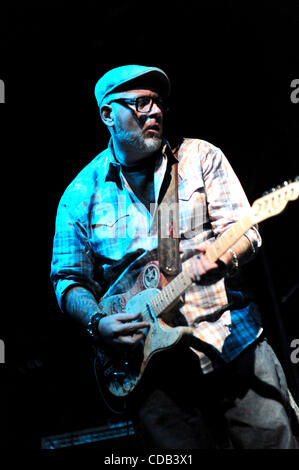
[94,64,170,108]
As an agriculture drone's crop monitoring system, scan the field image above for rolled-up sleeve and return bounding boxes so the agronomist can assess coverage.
[50,193,102,311]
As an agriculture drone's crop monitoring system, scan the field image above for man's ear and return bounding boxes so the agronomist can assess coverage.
[100,104,114,127]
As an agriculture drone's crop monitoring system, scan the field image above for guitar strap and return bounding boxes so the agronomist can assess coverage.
[158,142,181,277]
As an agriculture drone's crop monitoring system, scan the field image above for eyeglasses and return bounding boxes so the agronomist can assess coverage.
[108,96,167,114]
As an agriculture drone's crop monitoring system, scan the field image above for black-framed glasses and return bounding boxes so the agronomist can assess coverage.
[108,96,168,113]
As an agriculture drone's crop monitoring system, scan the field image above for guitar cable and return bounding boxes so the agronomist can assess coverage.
[93,355,126,415]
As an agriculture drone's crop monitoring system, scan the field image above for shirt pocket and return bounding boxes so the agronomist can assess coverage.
[90,213,129,239]
[178,176,207,238]
[89,204,130,259]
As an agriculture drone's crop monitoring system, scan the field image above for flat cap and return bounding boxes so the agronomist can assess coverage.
[94,64,170,108]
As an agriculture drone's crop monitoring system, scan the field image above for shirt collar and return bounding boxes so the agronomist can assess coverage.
[104,137,176,188]
[104,139,122,188]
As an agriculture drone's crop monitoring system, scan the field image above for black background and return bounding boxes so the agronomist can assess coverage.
[0,2,298,449]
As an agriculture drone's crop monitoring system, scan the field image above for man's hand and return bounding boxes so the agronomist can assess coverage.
[98,311,150,350]
[188,242,228,285]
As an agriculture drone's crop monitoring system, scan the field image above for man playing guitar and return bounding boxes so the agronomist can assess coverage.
[51,65,298,449]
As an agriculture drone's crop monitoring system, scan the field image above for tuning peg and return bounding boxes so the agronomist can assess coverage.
[295,176,299,182]
[262,191,269,196]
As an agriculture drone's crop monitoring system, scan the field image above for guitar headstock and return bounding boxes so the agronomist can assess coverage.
[251,177,299,224]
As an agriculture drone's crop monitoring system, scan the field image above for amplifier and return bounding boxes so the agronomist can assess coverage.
[41,421,136,449]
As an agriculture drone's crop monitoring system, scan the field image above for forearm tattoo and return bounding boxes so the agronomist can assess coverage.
[64,286,99,329]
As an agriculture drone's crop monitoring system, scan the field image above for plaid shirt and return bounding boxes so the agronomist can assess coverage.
[51,138,262,373]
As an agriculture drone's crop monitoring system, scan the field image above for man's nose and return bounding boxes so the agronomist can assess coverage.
[149,100,163,116]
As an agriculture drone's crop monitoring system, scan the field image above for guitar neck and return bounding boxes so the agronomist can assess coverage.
[150,211,255,317]
[150,270,192,317]
[205,212,254,263]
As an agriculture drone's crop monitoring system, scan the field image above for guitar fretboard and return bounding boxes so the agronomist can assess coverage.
[205,213,254,263]
[150,211,255,318]
[150,271,192,317]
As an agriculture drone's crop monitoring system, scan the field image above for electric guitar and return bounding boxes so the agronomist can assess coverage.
[93,179,299,412]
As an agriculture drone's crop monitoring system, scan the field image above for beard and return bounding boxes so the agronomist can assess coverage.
[115,127,163,159]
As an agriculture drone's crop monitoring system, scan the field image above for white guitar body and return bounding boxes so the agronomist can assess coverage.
[95,287,192,400]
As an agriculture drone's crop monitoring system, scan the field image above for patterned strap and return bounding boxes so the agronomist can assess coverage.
[158,144,180,276]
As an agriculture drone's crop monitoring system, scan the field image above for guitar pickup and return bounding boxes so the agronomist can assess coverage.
[146,303,156,322]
